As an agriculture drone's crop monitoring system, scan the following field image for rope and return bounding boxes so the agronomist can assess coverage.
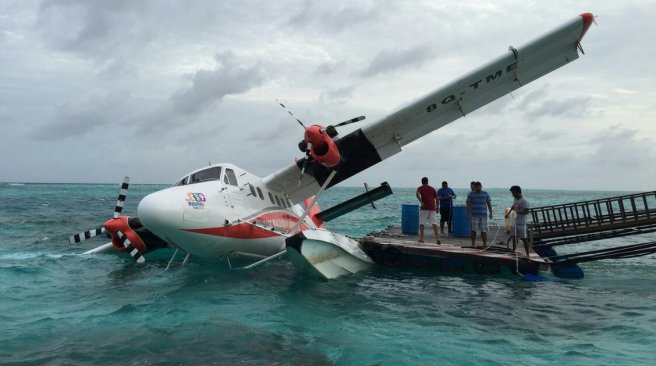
[483,211,527,276]
[511,222,525,276]
[480,223,503,252]
[472,212,529,276]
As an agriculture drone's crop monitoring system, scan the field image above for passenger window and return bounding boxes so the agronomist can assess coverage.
[256,187,264,200]
[190,167,222,184]
[268,192,275,205]
[248,184,256,197]
[224,169,238,186]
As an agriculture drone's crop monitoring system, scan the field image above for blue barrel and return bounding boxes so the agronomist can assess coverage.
[401,204,419,234]
[451,204,471,237]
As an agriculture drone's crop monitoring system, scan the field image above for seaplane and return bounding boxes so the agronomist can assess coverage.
[69,13,595,278]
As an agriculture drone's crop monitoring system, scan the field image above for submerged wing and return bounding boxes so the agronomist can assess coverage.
[264,13,595,203]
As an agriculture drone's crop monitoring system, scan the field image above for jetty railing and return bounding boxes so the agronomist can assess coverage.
[529,191,656,242]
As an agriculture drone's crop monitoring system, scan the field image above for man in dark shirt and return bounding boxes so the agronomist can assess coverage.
[437,181,457,235]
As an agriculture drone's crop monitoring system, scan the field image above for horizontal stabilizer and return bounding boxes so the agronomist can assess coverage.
[316,182,392,222]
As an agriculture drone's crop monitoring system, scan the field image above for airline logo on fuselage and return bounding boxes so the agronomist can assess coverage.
[186,192,206,209]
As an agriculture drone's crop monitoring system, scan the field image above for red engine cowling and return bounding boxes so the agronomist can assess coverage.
[103,216,148,253]
[304,124,341,168]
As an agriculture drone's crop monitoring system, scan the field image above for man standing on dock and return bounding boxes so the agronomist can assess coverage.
[437,181,457,235]
[466,181,493,248]
[506,185,530,257]
[416,177,441,244]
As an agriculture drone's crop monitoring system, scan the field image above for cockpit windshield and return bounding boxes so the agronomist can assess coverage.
[190,166,222,184]
[174,166,223,186]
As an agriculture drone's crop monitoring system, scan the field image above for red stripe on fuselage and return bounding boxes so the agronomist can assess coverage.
[182,211,310,239]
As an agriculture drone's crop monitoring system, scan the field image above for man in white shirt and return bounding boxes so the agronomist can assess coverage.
[506,185,530,256]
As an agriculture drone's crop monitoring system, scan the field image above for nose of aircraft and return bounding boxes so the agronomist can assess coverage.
[137,189,182,237]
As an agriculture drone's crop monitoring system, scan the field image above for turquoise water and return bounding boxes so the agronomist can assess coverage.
[1,183,655,365]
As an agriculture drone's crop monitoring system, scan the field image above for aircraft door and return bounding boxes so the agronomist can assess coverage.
[222,168,246,219]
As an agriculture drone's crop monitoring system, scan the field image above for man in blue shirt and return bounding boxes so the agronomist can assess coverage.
[466,181,493,248]
[437,181,457,235]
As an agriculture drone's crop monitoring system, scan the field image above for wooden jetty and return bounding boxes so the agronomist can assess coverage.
[358,191,656,278]
[360,225,548,276]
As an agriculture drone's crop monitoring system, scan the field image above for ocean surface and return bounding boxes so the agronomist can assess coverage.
[1,183,655,365]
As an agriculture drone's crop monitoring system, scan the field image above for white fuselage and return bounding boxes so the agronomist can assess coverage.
[137,163,318,259]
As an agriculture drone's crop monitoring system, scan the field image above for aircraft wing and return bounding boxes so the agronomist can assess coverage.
[264,13,595,203]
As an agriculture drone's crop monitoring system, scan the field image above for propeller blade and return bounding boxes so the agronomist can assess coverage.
[276,99,306,128]
[113,176,130,219]
[69,227,106,244]
[117,231,145,263]
[333,116,365,128]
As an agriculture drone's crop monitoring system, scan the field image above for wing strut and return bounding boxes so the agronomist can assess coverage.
[289,169,337,234]
[240,250,288,270]
[577,41,585,54]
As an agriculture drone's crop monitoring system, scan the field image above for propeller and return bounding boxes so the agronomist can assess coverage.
[67,177,145,263]
[276,100,366,184]
[117,231,145,263]
[69,226,106,244]
[276,99,305,129]
[333,115,365,127]
[276,99,365,137]
[69,176,130,244]
[112,176,129,219]
[322,117,364,139]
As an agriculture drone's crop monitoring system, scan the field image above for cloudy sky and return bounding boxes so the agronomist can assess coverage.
[1,0,655,191]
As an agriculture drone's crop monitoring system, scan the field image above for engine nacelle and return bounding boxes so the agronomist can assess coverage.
[304,124,341,168]
[103,216,148,253]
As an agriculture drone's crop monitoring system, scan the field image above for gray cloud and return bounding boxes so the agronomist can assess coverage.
[584,126,656,173]
[530,129,565,142]
[315,60,346,75]
[509,85,595,121]
[140,52,266,132]
[525,96,593,120]
[37,0,153,54]
[319,86,354,103]
[287,1,382,32]
[30,91,134,140]
[360,46,436,77]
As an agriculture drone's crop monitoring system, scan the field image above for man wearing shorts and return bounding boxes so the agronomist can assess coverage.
[506,185,530,256]
[416,177,441,244]
[437,181,457,235]
[466,181,493,248]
